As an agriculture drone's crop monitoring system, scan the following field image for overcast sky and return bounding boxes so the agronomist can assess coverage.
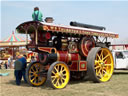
[1,0,128,43]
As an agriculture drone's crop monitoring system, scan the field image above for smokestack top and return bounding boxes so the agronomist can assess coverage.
[45,17,54,23]
[70,21,106,30]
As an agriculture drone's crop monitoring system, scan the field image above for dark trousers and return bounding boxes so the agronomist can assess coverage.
[14,70,22,85]
[21,69,27,83]
[4,64,7,69]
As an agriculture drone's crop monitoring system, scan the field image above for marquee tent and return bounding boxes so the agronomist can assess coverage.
[0,32,29,47]
[0,32,30,60]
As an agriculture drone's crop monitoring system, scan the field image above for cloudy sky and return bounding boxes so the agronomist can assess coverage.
[1,0,128,43]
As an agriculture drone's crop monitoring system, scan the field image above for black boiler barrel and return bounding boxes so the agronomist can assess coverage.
[70,21,106,30]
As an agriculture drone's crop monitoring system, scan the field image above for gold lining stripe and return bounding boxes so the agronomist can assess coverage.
[57,52,60,61]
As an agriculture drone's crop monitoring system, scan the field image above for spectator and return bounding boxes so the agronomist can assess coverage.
[0,60,2,69]
[18,55,27,83]
[0,63,1,69]
[32,7,43,21]
[10,56,13,69]
[4,61,8,69]
[31,56,36,63]
[8,56,13,69]
[14,57,22,85]
[7,56,11,68]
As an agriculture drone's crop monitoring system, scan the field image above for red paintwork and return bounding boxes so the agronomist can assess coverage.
[45,32,51,40]
[70,53,79,61]
[81,39,95,57]
[68,61,78,71]
[57,51,81,71]
[57,51,79,63]
[27,52,34,58]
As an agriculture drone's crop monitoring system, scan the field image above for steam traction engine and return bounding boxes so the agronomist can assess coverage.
[16,21,119,89]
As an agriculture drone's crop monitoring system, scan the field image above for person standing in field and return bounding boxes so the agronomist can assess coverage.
[4,61,8,69]
[18,55,27,83]
[8,56,13,69]
[32,7,43,21]
[14,57,22,85]
[7,56,11,68]
[0,62,2,69]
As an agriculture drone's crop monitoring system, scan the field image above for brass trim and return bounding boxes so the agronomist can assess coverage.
[57,51,60,61]
[38,47,57,53]
[35,29,38,45]
[68,54,71,61]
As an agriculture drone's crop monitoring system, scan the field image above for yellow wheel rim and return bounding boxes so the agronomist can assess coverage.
[95,48,114,82]
[29,63,46,86]
[51,63,70,89]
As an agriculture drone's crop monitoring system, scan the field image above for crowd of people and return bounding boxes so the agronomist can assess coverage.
[14,55,37,85]
[0,54,37,85]
[0,56,13,69]
[14,55,27,85]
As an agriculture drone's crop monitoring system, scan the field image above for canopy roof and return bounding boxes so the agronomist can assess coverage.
[0,32,29,47]
[1,32,26,42]
[16,21,119,38]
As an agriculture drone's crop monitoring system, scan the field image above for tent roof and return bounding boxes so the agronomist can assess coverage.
[0,32,30,46]
[0,32,26,42]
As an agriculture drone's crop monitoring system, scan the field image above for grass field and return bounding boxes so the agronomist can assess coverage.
[0,69,128,96]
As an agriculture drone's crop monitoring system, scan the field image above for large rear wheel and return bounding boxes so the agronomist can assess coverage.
[26,62,46,86]
[47,61,70,89]
[87,47,114,82]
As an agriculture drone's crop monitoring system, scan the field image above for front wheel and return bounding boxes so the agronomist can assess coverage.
[87,47,114,83]
[26,62,46,86]
[47,61,70,89]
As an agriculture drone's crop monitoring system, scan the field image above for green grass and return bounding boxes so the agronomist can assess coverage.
[1,69,128,96]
